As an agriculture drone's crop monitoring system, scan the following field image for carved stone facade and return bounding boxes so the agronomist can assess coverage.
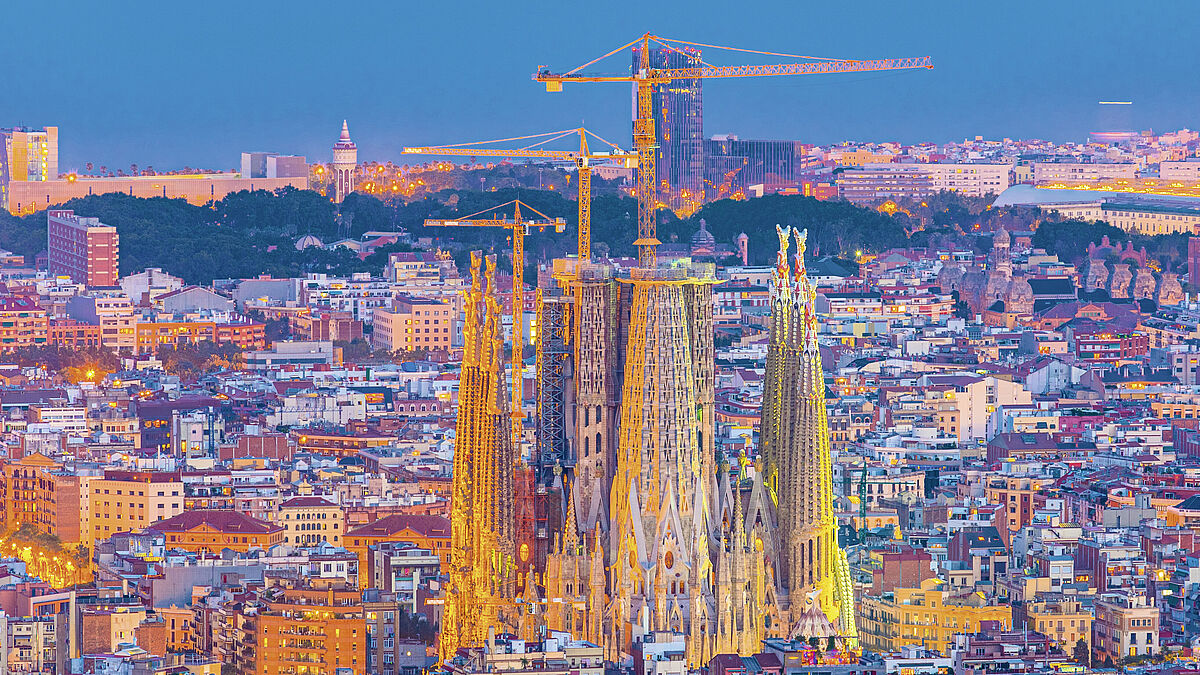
[539,230,857,666]
[938,228,1035,316]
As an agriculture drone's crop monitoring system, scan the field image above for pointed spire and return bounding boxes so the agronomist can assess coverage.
[340,119,351,141]
[731,467,745,550]
[563,479,580,554]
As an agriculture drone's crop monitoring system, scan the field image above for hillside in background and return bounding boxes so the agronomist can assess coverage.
[1,186,1188,285]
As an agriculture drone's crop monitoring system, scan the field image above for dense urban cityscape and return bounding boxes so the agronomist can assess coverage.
[1,16,1200,675]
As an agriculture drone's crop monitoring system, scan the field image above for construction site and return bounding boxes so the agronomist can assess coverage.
[430,33,933,665]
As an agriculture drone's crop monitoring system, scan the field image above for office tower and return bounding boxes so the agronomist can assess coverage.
[46,209,119,287]
[441,253,517,662]
[332,120,357,203]
[632,46,704,212]
[241,152,308,179]
[704,136,809,197]
[0,126,59,211]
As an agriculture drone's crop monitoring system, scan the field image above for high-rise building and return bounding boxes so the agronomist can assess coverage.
[240,152,308,179]
[0,126,58,209]
[633,46,704,212]
[332,120,358,203]
[704,136,809,197]
[1189,237,1200,289]
[46,209,119,287]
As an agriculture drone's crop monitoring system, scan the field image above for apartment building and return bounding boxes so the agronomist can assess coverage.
[0,295,48,352]
[47,209,119,287]
[273,495,345,547]
[67,293,136,351]
[858,578,1013,654]
[1093,592,1159,663]
[88,470,184,546]
[1033,162,1137,184]
[372,295,453,353]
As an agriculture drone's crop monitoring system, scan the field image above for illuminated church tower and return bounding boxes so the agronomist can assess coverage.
[440,253,518,662]
[331,120,357,203]
[754,226,858,642]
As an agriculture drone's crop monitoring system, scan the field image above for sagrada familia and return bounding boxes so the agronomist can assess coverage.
[443,229,857,665]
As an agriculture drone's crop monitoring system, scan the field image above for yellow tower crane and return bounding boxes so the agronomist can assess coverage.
[425,199,566,443]
[535,33,933,267]
[405,128,635,262]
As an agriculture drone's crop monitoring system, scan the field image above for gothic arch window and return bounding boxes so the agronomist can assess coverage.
[583,437,589,457]
[595,432,602,456]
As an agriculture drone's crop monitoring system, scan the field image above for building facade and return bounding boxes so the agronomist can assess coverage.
[0,126,57,211]
[372,296,453,353]
[47,209,119,287]
[332,120,357,203]
[634,45,704,212]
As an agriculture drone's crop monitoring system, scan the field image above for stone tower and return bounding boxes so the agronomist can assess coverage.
[440,253,518,662]
[755,226,858,642]
[332,120,357,203]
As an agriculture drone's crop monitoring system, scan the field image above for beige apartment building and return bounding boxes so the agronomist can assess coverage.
[273,495,345,547]
[372,295,453,353]
[1026,597,1092,651]
[67,293,136,351]
[1093,592,1159,663]
[88,470,184,546]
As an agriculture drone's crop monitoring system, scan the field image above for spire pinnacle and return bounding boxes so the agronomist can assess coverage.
[340,119,351,141]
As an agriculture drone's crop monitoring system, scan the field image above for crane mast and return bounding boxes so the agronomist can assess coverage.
[405,128,634,263]
[535,32,933,267]
[425,200,566,444]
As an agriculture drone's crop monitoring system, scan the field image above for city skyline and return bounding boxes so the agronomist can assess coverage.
[3,1,1197,170]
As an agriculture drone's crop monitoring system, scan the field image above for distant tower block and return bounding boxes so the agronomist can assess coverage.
[736,232,749,265]
[332,120,357,203]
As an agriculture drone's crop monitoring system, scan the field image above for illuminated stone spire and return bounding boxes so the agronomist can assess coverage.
[756,226,858,644]
[440,252,518,663]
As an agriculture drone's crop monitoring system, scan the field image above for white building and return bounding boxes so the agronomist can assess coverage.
[1040,200,1200,235]
[1160,160,1200,181]
[923,163,1012,196]
[266,387,367,427]
[1033,162,1137,184]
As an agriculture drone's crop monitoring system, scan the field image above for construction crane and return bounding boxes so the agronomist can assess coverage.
[425,200,566,442]
[842,460,922,542]
[404,128,636,262]
[535,33,933,268]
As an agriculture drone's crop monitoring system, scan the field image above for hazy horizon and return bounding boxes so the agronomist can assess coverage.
[5,1,1197,172]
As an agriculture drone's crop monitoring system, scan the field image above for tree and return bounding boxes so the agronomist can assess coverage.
[1073,638,1090,666]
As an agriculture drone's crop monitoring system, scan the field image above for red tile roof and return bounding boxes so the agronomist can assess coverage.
[147,509,282,535]
[280,496,338,509]
[346,514,449,539]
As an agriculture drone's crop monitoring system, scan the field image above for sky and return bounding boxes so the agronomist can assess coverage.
[4,1,1198,172]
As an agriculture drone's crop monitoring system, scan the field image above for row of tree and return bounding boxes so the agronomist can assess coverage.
[2,182,1192,286]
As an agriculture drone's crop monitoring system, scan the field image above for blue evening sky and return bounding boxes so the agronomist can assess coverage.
[4,1,1197,171]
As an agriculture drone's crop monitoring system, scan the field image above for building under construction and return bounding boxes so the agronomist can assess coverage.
[436,32,930,665]
[535,231,859,664]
